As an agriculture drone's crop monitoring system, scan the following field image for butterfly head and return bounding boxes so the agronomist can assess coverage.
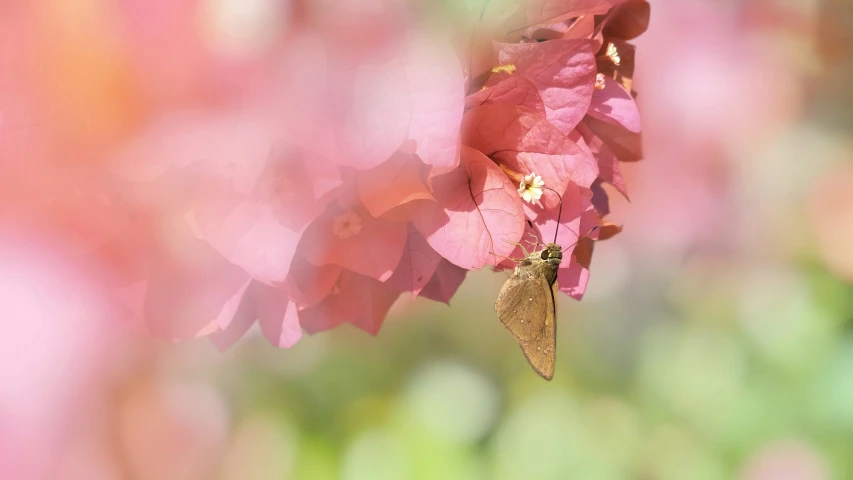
[539,243,563,265]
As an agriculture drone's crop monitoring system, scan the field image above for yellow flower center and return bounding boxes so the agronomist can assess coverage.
[332,210,362,239]
[490,64,517,75]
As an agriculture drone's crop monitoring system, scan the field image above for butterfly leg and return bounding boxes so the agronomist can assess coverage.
[524,220,544,250]
[523,230,542,250]
[489,251,528,262]
[502,239,532,258]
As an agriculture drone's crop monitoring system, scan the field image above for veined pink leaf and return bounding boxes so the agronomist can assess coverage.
[496,39,598,134]
[410,145,525,270]
[465,75,546,115]
[462,104,598,210]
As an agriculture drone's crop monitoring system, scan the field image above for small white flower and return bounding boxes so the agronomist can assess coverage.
[332,210,362,239]
[518,173,545,205]
[606,42,620,66]
[594,73,607,90]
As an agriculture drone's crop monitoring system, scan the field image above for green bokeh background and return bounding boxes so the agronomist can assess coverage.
[209,256,852,479]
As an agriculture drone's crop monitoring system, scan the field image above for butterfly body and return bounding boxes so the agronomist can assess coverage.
[495,243,561,380]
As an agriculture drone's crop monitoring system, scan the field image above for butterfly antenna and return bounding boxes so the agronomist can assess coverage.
[561,225,600,253]
[542,187,564,244]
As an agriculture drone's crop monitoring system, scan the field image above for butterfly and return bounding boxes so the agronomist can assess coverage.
[495,241,562,379]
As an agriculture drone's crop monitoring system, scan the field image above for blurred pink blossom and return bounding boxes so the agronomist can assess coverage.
[740,440,830,480]
[0,0,647,347]
[0,235,114,479]
[809,163,853,281]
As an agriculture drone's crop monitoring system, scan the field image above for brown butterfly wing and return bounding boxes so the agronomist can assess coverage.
[495,265,557,380]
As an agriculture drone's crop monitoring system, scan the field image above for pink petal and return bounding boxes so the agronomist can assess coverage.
[208,284,256,352]
[583,114,642,163]
[312,0,408,58]
[298,270,401,336]
[487,0,613,40]
[419,259,468,305]
[403,32,465,173]
[385,224,443,297]
[114,0,210,105]
[212,278,253,330]
[191,199,302,285]
[462,104,598,207]
[86,221,153,288]
[300,203,407,282]
[177,142,340,287]
[590,179,611,215]
[251,144,343,231]
[577,121,629,197]
[287,258,342,310]
[337,52,412,170]
[522,16,597,42]
[533,181,597,251]
[558,256,592,300]
[356,151,434,218]
[588,76,642,133]
[347,290,403,336]
[40,175,133,255]
[602,0,651,41]
[511,0,614,31]
[208,280,302,350]
[496,39,598,134]
[143,238,251,340]
[466,15,504,82]
[112,281,150,328]
[410,145,525,270]
[465,75,546,115]
[268,33,338,161]
[273,29,462,173]
[296,297,346,335]
[255,283,302,348]
[112,112,275,191]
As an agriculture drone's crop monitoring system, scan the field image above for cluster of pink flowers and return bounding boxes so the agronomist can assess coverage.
[0,0,648,350]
